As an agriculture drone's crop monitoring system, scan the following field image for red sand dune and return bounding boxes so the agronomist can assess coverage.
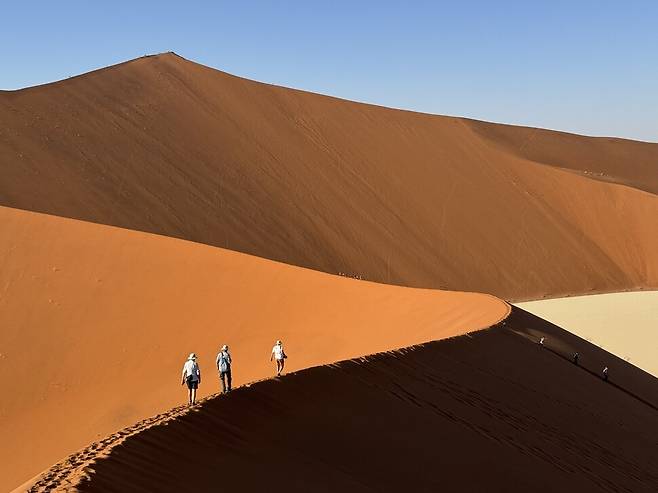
[0,205,508,491]
[3,54,658,492]
[24,308,658,493]
[468,119,658,194]
[1,53,658,300]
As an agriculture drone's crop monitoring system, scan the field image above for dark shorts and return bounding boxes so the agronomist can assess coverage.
[186,376,199,390]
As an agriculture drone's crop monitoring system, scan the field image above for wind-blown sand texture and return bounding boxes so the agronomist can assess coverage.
[0,205,508,491]
[3,53,658,492]
[1,53,658,300]
[517,292,658,377]
[20,309,658,493]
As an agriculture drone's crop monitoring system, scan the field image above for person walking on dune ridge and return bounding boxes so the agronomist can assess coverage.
[181,353,201,405]
[216,344,232,394]
[271,340,287,376]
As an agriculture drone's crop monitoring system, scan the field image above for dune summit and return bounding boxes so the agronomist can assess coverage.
[1,53,658,300]
[0,205,508,491]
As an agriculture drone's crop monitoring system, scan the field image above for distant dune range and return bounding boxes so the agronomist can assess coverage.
[0,206,508,491]
[1,53,658,300]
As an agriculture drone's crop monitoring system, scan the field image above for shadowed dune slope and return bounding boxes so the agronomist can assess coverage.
[1,53,658,299]
[50,308,658,493]
[0,205,508,491]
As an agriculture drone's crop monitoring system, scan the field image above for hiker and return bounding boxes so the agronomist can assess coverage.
[539,337,545,346]
[216,344,232,393]
[181,353,201,405]
[573,352,579,365]
[602,366,609,381]
[270,340,287,376]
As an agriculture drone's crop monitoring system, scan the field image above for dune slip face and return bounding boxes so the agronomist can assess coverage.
[22,307,658,493]
[0,206,508,491]
[1,53,658,300]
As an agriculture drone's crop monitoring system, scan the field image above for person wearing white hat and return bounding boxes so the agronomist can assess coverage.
[181,353,201,405]
[270,340,287,376]
[215,344,232,393]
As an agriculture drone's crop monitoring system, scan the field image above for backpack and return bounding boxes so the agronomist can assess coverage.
[218,351,230,372]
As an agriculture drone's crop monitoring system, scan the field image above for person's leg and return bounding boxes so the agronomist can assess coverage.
[227,369,232,391]
[191,387,197,404]
[220,372,227,393]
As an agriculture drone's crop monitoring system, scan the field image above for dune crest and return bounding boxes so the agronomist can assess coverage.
[20,308,658,493]
[0,205,507,491]
[1,53,657,299]
[517,291,658,377]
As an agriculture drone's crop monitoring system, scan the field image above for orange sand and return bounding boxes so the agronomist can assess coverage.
[23,308,658,493]
[1,53,657,300]
[0,206,508,491]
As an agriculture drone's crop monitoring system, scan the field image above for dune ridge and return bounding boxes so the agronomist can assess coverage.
[3,52,658,492]
[0,205,508,491]
[1,53,658,299]
[517,291,658,377]
[20,308,658,493]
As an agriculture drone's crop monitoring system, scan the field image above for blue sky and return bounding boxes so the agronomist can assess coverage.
[2,1,657,142]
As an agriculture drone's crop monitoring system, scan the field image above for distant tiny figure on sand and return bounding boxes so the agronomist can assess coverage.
[573,352,579,365]
[602,366,609,381]
[216,344,232,394]
[271,340,287,376]
[539,337,545,345]
[181,353,201,405]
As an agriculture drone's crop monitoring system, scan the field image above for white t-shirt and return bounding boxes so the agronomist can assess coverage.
[182,360,200,381]
[272,344,284,360]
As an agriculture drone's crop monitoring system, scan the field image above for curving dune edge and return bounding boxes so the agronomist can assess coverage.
[0,205,508,491]
[17,308,658,493]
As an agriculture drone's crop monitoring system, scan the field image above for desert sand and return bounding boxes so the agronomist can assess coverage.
[24,308,658,492]
[0,205,508,491]
[517,291,658,377]
[468,119,658,194]
[3,53,658,492]
[1,53,658,300]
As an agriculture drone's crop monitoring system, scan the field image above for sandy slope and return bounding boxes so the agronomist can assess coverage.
[0,205,508,491]
[468,119,658,194]
[24,308,658,493]
[517,291,658,377]
[1,53,658,299]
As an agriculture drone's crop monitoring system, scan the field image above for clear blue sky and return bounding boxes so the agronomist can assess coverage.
[2,1,657,142]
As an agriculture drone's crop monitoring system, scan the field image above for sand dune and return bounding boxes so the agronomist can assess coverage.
[1,53,658,299]
[3,53,658,492]
[0,205,508,491]
[517,291,658,377]
[24,308,658,492]
[468,119,658,194]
